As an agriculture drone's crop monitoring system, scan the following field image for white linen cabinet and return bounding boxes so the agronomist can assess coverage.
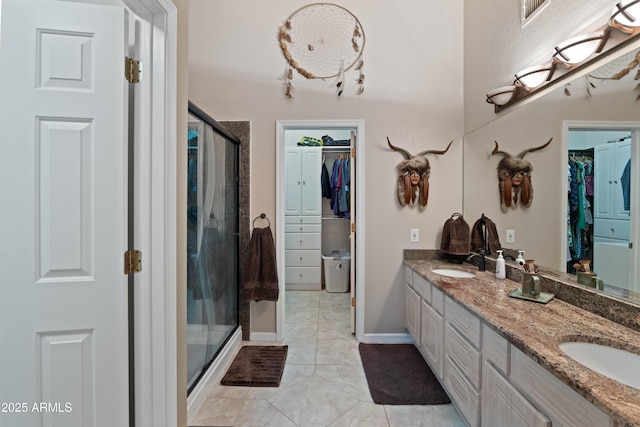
[285,147,322,289]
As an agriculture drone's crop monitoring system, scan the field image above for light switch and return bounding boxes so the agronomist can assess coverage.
[506,229,515,243]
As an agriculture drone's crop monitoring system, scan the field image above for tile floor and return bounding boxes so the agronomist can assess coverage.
[191,290,466,427]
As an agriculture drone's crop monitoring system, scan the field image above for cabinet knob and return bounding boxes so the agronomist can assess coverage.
[300,227,303,231]
[614,180,618,184]
[302,181,306,185]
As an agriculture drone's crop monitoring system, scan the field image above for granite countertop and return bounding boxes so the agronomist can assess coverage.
[404,258,640,427]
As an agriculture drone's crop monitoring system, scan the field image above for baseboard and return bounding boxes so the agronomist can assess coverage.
[359,332,414,344]
[186,327,242,425]
[249,331,278,341]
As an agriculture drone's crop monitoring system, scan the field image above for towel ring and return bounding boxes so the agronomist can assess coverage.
[253,213,270,228]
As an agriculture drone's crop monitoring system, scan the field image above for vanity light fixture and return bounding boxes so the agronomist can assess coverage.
[610,0,640,34]
[552,28,611,68]
[486,85,518,106]
[514,62,557,91]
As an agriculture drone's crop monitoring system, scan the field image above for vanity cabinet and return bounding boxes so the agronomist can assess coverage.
[404,264,615,427]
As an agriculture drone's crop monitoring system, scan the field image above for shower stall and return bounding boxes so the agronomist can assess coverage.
[187,102,240,393]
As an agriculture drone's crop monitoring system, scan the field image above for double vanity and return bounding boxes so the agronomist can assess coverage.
[404,250,640,427]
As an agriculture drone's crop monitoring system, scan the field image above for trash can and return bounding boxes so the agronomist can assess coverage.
[322,251,351,293]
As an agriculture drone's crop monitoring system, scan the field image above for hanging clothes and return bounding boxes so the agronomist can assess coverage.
[328,156,350,218]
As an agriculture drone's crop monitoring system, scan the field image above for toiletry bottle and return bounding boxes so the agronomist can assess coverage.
[516,250,525,270]
[496,250,506,279]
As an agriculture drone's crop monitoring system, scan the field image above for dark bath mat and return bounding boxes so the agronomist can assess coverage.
[220,345,288,387]
[359,343,451,405]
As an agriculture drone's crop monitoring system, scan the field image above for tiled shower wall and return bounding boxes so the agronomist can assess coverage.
[220,121,251,339]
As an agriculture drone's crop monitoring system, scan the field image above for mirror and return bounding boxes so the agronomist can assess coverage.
[463,37,640,304]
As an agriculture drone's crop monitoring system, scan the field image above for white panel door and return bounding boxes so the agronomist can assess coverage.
[0,1,128,426]
[284,148,302,215]
[300,147,321,215]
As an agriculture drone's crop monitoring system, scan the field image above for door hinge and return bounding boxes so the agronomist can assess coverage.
[351,148,356,158]
[351,222,356,233]
[630,242,634,249]
[351,297,356,307]
[125,57,142,83]
[124,249,142,274]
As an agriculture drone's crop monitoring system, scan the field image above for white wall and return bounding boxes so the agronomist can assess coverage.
[189,0,464,335]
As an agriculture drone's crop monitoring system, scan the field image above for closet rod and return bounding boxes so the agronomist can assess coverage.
[322,149,351,153]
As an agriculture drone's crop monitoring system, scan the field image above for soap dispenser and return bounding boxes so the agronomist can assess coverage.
[515,250,525,270]
[495,250,506,279]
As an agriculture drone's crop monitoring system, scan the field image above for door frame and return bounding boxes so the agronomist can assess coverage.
[122,0,178,425]
[562,120,640,292]
[275,120,366,342]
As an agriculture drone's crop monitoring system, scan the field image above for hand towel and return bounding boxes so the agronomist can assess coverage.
[471,216,502,255]
[242,226,279,302]
[440,214,471,256]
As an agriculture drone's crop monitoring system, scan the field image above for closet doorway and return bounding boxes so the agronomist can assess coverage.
[276,120,365,342]
[564,121,640,293]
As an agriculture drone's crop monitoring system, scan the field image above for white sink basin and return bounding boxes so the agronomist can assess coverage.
[559,341,640,390]
[431,269,476,278]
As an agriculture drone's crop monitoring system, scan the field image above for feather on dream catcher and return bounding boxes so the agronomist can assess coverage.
[279,3,366,98]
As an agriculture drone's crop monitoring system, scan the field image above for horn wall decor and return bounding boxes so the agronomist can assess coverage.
[387,137,453,207]
[491,138,553,208]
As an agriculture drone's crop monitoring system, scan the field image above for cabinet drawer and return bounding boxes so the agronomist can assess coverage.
[285,215,321,224]
[445,324,481,389]
[482,323,509,375]
[445,356,480,427]
[510,346,610,427]
[445,297,481,349]
[594,218,630,240]
[404,266,413,286]
[285,224,321,233]
[412,272,431,303]
[285,250,321,267]
[432,286,444,315]
[285,233,321,249]
[285,267,321,284]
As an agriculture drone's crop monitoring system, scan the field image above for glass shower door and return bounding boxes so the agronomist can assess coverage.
[187,104,240,392]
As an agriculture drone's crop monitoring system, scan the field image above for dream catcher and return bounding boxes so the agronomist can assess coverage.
[279,3,365,98]
[566,47,640,98]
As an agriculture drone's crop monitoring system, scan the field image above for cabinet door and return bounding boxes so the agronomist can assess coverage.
[405,284,421,346]
[300,148,322,215]
[285,148,302,215]
[482,362,550,427]
[421,300,444,379]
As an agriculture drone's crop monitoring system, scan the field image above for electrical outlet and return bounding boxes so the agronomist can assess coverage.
[410,229,420,243]
[506,229,516,244]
